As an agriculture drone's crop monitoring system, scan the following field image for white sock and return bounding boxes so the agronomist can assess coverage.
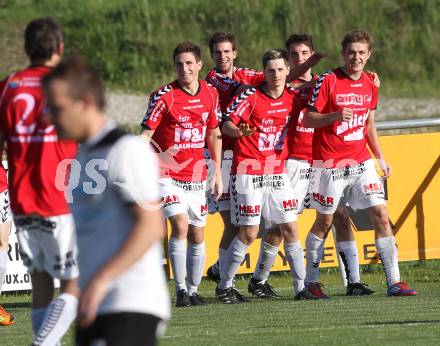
[305,232,324,284]
[32,293,78,346]
[218,248,227,278]
[219,236,249,289]
[0,250,7,294]
[284,241,306,294]
[32,308,47,335]
[376,236,400,286]
[337,241,361,284]
[253,242,279,283]
[187,241,206,295]
[168,237,187,293]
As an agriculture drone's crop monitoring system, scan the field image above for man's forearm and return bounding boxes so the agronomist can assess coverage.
[221,121,241,138]
[303,110,338,128]
[207,128,222,172]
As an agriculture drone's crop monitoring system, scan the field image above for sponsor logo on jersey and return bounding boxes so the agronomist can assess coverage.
[312,193,334,208]
[239,204,261,217]
[335,93,372,106]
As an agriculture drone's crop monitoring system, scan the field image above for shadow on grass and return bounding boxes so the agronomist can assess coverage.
[2,302,31,309]
[365,320,440,326]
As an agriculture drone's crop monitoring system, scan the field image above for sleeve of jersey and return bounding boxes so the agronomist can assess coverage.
[109,136,160,203]
[140,91,168,130]
[224,92,254,125]
[307,75,330,113]
[207,91,221,129]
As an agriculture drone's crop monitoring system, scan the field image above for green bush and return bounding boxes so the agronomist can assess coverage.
[1,0,439,96]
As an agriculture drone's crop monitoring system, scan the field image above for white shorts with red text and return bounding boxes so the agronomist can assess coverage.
[205,149,233,213]
[14,213,79,280]
[230,173,297,226]
[159,178,208,227]
[309,159,386,214]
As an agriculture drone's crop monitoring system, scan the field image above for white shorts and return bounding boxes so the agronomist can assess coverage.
[14,213,79,280]
[0,189,12,224]
[285,159,312,213]
[309,159,386,214]
[205,149,233,213]
[230,173,297,226]
[159,178,208,227]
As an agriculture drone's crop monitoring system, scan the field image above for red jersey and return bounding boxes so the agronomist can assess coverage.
[0,66,77,216]
[0,166,7,193]
[205,67,265,150]
[225,85,302,175]
[141,80,220,182]
[308,68,378,167]
[287,75,319,161]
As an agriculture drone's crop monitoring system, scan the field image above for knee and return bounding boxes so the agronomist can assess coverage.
[170,219,188,239]
[187,227,204,244]
[333,208,351,233]
[314,216,333,233]
[370,205,389,228]
[239,227,259,245]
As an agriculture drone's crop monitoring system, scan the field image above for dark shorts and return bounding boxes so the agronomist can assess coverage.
[75,312,162,346]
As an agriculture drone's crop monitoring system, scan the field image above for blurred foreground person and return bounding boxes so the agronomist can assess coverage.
[44,54,170,345]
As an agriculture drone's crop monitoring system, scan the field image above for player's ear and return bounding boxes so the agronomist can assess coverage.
[233,50,237,59]
[58,42,65,57]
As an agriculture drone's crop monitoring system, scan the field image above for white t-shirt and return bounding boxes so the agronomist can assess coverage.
[70,121,170,320]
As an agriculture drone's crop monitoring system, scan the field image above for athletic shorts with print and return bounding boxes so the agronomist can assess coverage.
[230,173,297,227]
[285,158,312,213]
[309,159,386,214]
[0,189,12,224]
[159,178,208,227]
[14,213,79,280]
[205,149,233,214]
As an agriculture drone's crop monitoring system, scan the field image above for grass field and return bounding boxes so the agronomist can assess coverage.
[1,260,440,345]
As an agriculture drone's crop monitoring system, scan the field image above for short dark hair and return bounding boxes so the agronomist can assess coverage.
[208,32,237,54]
[262,49,289,69]
[43,54,105,110]
[285,33,314,51]
[341,30,373,50]
[172,42,202,63]
[24,17,63,61]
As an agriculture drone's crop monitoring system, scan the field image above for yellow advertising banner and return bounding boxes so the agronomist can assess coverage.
[165,132,440,277]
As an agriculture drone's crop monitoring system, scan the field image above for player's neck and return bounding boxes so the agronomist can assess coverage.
[262,84,284,99]
[83,112,108,142]
[298,69,313,82]
[341,66,363,81]
[215,66,234,78]
[30,54,61,68]
[179,80,200,96]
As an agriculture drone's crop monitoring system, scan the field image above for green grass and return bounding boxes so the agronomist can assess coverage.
[1,0,440,97]
[1,260,440,345]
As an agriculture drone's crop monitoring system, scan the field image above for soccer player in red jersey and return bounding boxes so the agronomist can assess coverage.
[141,42,222,307]
[249,34,374,299]
[302,30,417,298]
[0,17,79,343]
[204,32,265,284]
[216,49,303,303]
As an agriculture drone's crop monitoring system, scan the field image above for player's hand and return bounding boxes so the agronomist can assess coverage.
[367,71,381,88]
[291,80,316,90]
[377,158,392,179]
[307,51,327,67]
[336,108,353,122]
[78,277,110,329]
[238,123,256,137]
[211,171,223,201]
